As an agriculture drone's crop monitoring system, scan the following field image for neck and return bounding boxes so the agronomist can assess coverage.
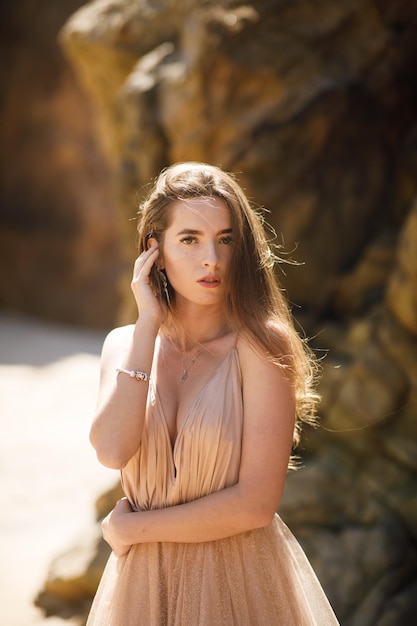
[163,303,230,351]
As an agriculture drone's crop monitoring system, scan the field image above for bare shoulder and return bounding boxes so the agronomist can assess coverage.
[237,326,295,401]
[236,327,296,430]
[236,332,265,368]
[101,324,136,358]
[236,322,292,371]
[104,324,135,345]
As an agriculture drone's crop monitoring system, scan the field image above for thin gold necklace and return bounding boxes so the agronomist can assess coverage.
[166,325,229,383]
[180,348,203,383]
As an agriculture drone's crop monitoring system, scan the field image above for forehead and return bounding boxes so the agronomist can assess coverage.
[168,197,231,229]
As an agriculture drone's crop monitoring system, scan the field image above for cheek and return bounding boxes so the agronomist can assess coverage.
[221,247,233,270]
[165,242,195,264]
[224,246,233,262]
[163,250,190,283]
[223,250,234,284]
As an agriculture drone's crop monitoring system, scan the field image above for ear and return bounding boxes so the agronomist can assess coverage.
[147,236,158,249]
[147,236,164,269]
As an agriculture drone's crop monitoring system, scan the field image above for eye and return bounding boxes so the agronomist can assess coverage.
[180,236,198,245]
[219,235,233,245]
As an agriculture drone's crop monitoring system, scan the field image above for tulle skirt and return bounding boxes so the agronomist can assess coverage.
[87,514,339,625]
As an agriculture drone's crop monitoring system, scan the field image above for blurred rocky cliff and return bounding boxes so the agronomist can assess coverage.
[0,0,124,328]
[4,0,417,624]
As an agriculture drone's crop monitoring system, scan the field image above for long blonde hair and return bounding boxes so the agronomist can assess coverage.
[137,162,320,457]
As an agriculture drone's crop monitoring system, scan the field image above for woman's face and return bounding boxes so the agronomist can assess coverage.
[161,197,233,309]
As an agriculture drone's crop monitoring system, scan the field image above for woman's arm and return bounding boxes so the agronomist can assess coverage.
[90,242,163,469]
[103,336,296,548]
[89,319,158,469]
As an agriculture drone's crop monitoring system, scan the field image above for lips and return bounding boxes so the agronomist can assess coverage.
[197,275,221,288]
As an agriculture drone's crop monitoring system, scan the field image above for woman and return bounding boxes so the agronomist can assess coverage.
[87,162,339,624]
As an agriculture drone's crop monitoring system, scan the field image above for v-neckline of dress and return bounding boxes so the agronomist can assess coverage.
[153,347,238,456]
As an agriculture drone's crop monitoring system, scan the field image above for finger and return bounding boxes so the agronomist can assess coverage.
[133,248,160,280]
[134,244,159,269]
[115,497,127,510]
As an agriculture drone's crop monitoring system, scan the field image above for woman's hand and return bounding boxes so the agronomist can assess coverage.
[101,497,133,557]
[131,241,165,323]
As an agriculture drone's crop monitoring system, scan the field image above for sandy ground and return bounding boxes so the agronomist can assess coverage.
[0,313,118,626]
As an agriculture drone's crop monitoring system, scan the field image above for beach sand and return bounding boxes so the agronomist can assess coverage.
[0,313,117,625]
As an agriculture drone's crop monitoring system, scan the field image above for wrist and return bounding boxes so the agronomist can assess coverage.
[134,313,161,333]
[118,509,138,545]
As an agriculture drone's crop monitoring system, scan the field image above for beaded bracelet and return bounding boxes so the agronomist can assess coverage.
[116,367,150,382]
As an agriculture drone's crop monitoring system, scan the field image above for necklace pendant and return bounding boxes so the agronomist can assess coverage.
[179,347,202,382]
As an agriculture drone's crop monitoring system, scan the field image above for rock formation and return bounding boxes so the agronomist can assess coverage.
[0,0,124,328]
[14,0,417,623]
[58,0,417,325]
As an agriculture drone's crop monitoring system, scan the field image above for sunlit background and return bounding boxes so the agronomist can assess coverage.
[1,1,417,624]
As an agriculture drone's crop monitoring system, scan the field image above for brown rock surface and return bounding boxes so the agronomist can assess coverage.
[386,199,417,335]
[60,0,417,323]
[0,0,123,328]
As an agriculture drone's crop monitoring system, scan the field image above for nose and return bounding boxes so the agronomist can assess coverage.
[202,241,219,269]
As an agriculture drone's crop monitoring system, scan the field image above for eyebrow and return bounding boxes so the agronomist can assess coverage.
[175,228,233,236]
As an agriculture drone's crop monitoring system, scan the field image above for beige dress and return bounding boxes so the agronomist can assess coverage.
[87,347,339,625]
